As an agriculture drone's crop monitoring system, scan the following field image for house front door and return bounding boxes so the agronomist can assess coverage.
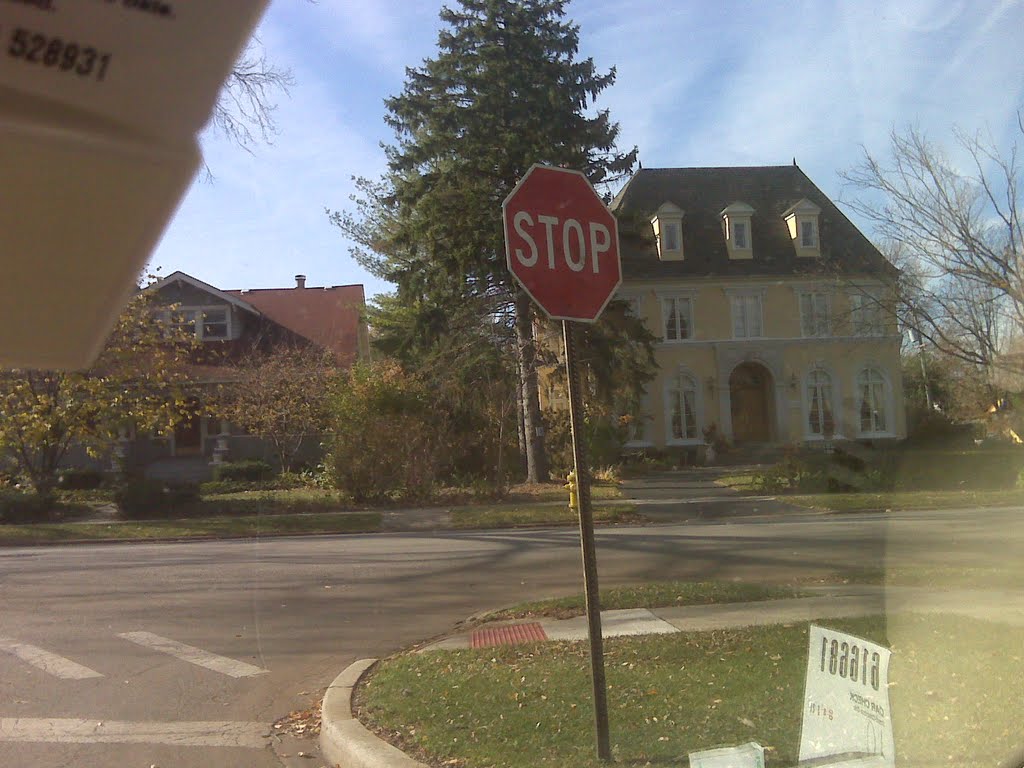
[729,362,774,444]
[173,402,203,456]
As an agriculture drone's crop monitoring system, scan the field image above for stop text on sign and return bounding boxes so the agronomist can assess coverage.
[511,213,612,274]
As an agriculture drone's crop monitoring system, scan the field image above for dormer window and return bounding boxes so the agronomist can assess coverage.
[720,202,754,259]
[733,221,748,249]
[800,220,816,248]
[783,198,821,257]
[650,202,685,261]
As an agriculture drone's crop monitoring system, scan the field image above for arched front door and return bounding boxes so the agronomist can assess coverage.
[729,362,775,444]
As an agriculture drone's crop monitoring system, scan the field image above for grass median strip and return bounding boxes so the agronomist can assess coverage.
[449,503,641,530]
[481,581,807,622]
[360,614,1024,768]
[0,512,382,544]
[0,499,636,545]
[785,488,1024,512]
[714,472,1024,513]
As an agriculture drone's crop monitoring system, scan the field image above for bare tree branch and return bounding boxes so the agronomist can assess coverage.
[213,39,295,153]
[841,117,1024,386]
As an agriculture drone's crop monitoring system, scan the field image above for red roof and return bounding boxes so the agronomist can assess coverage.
[225,284,366,365]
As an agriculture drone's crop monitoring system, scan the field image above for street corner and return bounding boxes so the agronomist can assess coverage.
[320,658,428,768]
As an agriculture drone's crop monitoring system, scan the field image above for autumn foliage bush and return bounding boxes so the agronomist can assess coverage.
[326,362,447,503]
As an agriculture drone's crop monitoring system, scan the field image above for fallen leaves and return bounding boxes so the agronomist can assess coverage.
[273,704,322,738]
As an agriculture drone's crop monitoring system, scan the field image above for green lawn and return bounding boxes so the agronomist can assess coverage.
[806,563,1024,589]
[360,614,1024,768]
[0,511,383,544]
[0,490,637,545]
[495,480,621,505]
[197,488,352,516]
[714,472,760,492]
[449,502,641,530]
[785,488,1024,512]
[714,469,1024,512]
[481,581,807,622]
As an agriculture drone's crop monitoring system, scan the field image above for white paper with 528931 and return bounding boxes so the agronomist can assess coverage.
[0,1,268,370]
[799,625,895,767]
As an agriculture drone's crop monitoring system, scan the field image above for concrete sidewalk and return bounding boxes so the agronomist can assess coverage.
[422,586,1024,651]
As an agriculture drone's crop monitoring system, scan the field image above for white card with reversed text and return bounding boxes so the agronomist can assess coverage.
[799,625,895,767]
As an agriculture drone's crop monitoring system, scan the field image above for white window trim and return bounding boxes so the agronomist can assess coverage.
[725,217,754,256]
[727,290,765,339]
[663,368,704,446]
[650,202,685,261]
[802,365,845,441]
[657,291,697,343]
[800,219,818,248]
[721,202,755,260]
[164,305,234,341]
[854,366,895,438]
[849,290,887,337]
[783,199,821,257]
[798,290,832,338]
[662,221,682,253]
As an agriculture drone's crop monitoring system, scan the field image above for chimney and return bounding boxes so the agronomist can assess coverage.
[294,274,306,289]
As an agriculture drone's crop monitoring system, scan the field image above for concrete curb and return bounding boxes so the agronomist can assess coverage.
[320,658,427,768]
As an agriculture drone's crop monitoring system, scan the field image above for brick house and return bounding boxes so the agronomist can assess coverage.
[124,271,368,480]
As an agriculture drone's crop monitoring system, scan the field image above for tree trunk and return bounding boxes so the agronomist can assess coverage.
[515,292,548,483]
[515,357,527,477]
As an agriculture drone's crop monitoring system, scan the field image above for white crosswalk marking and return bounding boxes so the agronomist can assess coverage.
[0,718,269,748]
[0,637,103,679]
[117,631,268,678]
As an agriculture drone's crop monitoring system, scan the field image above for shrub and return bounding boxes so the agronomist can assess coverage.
[904,411,978,448]
[326,362,445,502]
[0,490,52,523]
[751,451,829,494]
[883,448,1024,491]
[544,409,626,477]
[212,460,274,483]
[56,468,105,490]
[199,474,305,496]
[116,479,200,519]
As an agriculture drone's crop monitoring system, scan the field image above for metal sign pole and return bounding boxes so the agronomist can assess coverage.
[562,318,612,761]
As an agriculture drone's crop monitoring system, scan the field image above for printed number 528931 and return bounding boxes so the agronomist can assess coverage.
[7,28,112,82]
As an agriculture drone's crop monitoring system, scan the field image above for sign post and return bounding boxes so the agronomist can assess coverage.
[562,317,612,760]
[503,163,622,761]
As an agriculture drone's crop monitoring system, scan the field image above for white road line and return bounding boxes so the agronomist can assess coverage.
[116,631,268,678]
[0,718,268,749]
[0,637,103,680]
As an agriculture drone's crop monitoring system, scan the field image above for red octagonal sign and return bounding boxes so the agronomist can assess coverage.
[503,164,621,322]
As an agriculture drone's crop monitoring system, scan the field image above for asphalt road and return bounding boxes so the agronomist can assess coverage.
[1,502,1022,767]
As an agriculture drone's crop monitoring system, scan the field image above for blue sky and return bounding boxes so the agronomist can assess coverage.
[150,0,1024,301]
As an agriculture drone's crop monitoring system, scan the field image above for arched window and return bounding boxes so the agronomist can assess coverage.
[668,374,698,441]
[806,369,835,437]
[857,368,888,434]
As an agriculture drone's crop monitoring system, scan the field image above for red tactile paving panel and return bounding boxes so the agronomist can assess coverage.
[471,622,548,649]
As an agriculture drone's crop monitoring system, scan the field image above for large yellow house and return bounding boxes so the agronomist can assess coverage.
[607,164,905,453]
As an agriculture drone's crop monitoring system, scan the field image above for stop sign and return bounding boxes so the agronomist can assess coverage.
[503,164,621,322]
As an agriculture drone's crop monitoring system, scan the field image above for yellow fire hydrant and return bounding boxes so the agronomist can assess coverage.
[566,470,578,512]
